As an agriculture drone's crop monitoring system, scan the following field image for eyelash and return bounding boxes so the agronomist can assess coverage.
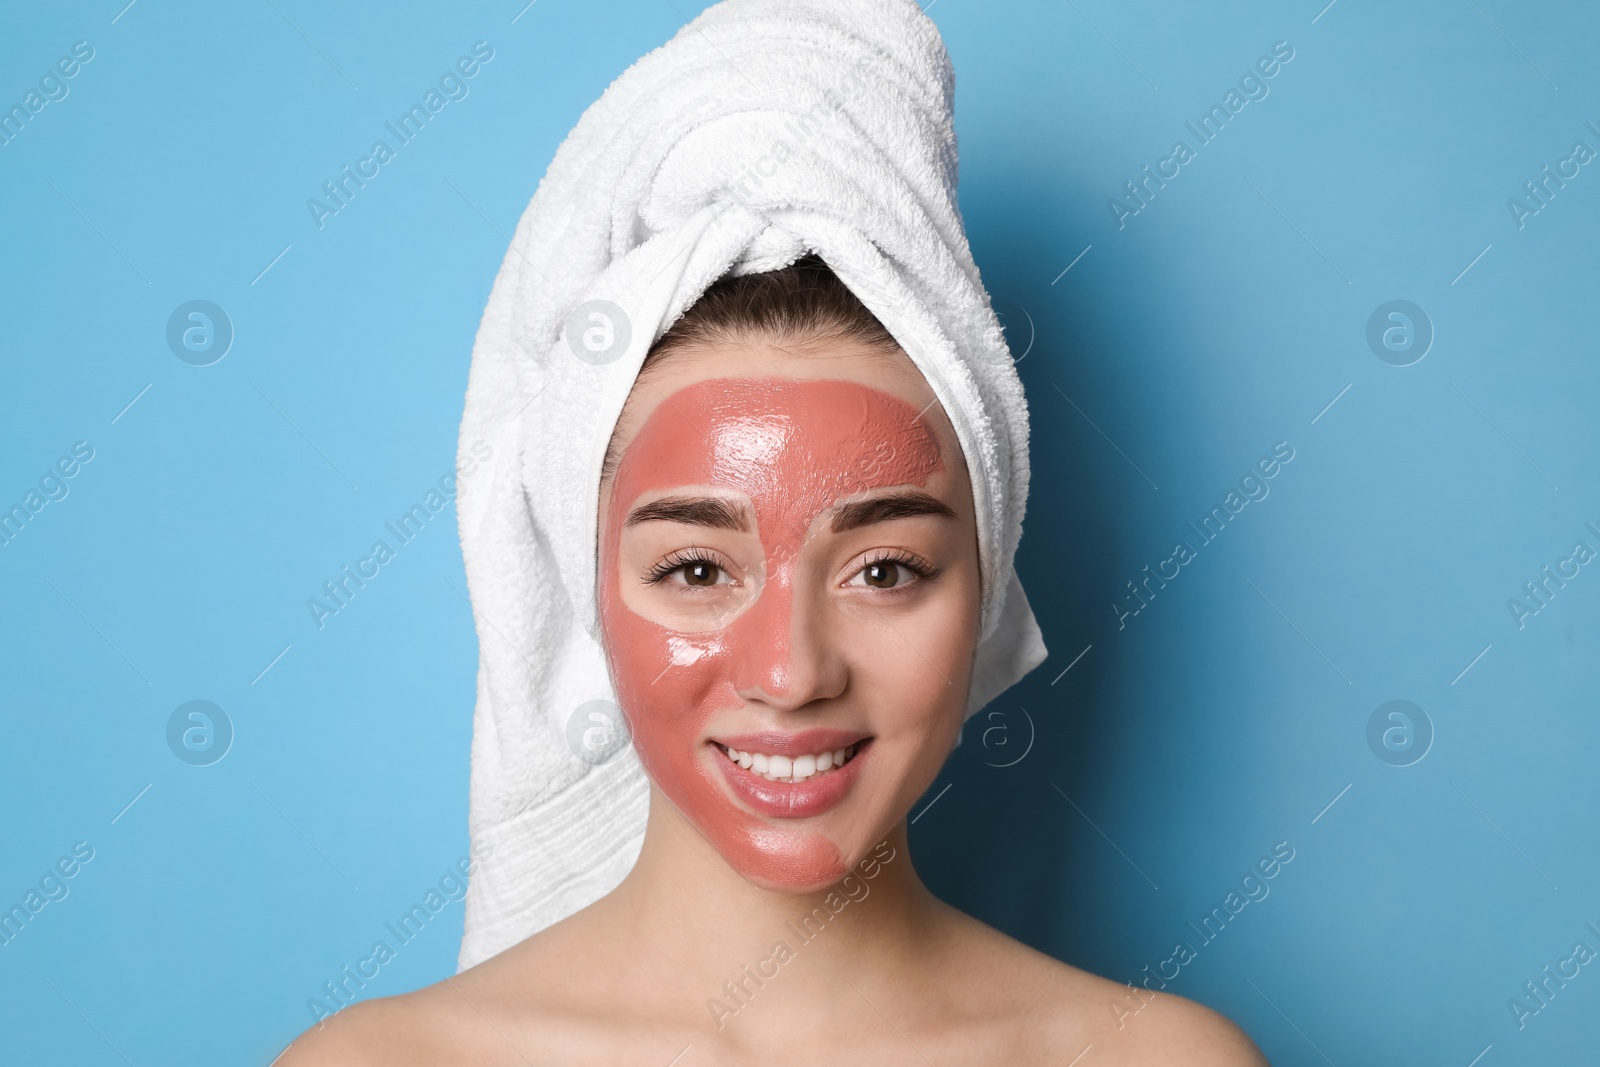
[642,548,940,588]
[851,548,940,588]
[643,547,735,586]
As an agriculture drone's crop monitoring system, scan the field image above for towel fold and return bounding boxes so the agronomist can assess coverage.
[454,0,1047,971]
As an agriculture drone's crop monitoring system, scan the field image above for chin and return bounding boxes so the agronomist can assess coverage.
[646,735,909,892]
[717,826,852,892]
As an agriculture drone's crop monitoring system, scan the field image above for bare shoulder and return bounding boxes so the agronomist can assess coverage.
[1087,985,1268,1066]
[273,995,416,1067]
[934,905,1266,1065]
[274,918,632,1066]
[273,971,510,1067]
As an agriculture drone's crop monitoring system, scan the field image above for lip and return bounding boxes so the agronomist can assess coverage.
[710,728,871,757]
[709,735,873,819]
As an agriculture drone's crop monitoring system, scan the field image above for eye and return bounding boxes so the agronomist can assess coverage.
[644,549,736,588]
[846,550,938,591]
[677,560,722,587]
[861,561,904,589]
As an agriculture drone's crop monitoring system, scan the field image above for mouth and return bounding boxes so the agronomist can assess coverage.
[707,730,872,819]
[714,740,862,783]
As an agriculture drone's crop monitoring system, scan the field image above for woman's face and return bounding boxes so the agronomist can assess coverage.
[597,338,981,891]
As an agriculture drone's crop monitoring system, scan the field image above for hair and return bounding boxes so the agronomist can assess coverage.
[600,253,904,484]
[646,252,898,367]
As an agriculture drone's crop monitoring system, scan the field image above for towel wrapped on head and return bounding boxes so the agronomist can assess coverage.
[454,0,1047,970]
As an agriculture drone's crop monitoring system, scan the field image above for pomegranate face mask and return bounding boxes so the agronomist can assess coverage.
[599,375,949,887]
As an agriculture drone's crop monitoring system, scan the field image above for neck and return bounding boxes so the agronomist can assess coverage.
[587,786,945,1019]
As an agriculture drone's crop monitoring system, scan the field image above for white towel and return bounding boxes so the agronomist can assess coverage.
[454,0,1047,971]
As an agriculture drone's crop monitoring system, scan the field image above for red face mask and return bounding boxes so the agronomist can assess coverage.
[599,376,944,887]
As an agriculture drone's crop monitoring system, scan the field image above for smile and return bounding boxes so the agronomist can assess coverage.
[716,741,861,783]
[707,730,873,818]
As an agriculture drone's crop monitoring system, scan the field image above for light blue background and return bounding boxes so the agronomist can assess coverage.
[2,1,1595,1063]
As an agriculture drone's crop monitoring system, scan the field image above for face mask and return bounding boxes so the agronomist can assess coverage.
[599,376,944,886]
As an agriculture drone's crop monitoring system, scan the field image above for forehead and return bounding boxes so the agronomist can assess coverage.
[620,376,943,494]
[606,339,956,483]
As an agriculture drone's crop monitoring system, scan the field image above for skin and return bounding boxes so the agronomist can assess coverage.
[280,336,1268,1066]
[598,372,960,891]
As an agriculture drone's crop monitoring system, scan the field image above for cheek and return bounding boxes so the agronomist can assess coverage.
[598,578,727,763]
[847,603,975,730]
[837,561,981,791]
[599,586,848,887]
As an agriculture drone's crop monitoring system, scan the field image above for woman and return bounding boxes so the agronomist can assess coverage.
[286,2,1266,1062]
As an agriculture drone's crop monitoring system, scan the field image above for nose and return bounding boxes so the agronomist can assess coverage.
[730,564,847,713]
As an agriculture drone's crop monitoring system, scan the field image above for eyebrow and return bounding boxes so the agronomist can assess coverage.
[830,490,955,533]
[624,496,751,531]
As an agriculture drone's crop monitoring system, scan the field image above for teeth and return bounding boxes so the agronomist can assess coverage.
[719,742,860,782]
